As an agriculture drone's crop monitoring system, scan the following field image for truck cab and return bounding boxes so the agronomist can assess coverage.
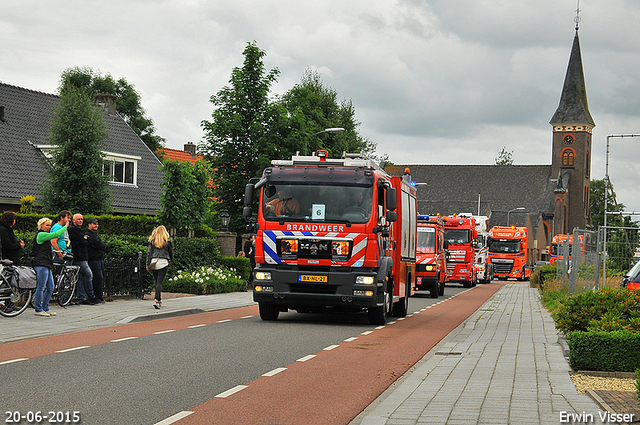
[415,214,447,298]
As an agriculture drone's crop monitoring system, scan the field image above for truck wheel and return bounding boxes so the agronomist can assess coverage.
[438,282,445,296]
[368,294,388,325]
[393,282,410,317]
[430,279,439,299]
[259,303,279,321]
[463,280,472,288]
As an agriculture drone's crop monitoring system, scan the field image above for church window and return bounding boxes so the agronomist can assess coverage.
[585,150,590,176]
[561,149,574,167]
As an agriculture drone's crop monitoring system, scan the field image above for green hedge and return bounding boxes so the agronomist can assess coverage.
[567,330,640,372]
[529,264,556,290]
[13,213,215,238]
[220,256,251,281]
[551,288,640,334]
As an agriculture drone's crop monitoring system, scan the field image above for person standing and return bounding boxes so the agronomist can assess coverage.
[33,217,68,317]
[68,213,96,305]
[86,218,106,304]
[50,210,71,260]
[243,235,256,289]
[0,211,24,265]
[146,225,173,309]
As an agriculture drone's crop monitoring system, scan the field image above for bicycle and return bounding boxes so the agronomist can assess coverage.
[27,253,79,308]
[53,253,79,307]
[0,259,33,317]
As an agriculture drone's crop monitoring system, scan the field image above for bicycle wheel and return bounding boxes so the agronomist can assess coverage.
[57,271,76,307]
[0,287,33,317]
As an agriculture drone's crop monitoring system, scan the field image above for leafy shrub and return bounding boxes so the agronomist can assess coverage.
[567,330,640,372]
[163,266,245,295]
[635,369,640,408]
[552,288,640,334]
[530,264,556,290]
[221,256,251,281]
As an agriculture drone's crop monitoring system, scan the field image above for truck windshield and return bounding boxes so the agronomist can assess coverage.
[488,239,521,253]
[417,228,436,253]
[262,183,373,224]
[445,229,469,244]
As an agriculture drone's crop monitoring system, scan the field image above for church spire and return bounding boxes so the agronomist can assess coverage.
[549,8,595,127]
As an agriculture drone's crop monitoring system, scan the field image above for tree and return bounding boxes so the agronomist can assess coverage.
[59,67,165,152]
[494,146,514,165]
[201,41,280,233]
[158,160,211,235]
[590,179,633,229]
[278,69,376,159]
[40,85,111,214]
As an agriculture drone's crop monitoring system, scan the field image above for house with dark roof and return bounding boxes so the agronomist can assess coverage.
[0,83,164,215]
[387,25,594,260]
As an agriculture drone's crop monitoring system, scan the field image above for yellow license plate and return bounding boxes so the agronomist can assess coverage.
[299,275,327,283]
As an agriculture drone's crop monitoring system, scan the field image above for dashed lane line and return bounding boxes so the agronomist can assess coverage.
[323,345,340,351]
[0,358,28,366]
[153,330,176,335]
[55,346,89,353]
[153,411,194,425]
[110,337,138,343]
[215,385,248,398]
[262,367,287,377]
[297,354,316,362]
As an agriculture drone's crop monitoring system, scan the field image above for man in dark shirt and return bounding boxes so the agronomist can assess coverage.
[87,218,106,303]
[68,214,96,305]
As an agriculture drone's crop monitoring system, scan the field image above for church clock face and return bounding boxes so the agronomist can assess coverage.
[563,134,574,145]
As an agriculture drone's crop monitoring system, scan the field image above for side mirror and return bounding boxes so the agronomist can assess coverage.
[386,210,397,223]
[244,184,255,207]
[443,240,449,250]
[386,187,397,211]
[243,206,253,220]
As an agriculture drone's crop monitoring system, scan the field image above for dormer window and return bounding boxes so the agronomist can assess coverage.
[103,152,140,186]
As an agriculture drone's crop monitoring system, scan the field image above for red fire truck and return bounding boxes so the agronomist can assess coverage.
[415,214,447,298]
[487,226,532,280]
[243,150,417,325]
[443,214,477,288]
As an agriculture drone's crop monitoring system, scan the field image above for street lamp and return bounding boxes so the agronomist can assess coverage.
[507,207,525,226]
[220,209,230,232]
[307,128,345,155]
[312,127,345,137]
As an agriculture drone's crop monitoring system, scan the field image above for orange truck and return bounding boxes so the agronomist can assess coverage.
[487,226,532,280]
[443,214,477,288]
[242,150,417,325]
[415,214,447,298]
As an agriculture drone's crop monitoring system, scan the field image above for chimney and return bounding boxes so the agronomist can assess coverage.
[93,93,117,115]
[0,105,5,123]
[184,142,197,157]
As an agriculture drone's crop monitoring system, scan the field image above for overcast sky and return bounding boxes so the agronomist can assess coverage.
[2,0,640,214]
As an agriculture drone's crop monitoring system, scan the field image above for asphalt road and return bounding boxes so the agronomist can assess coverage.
[0,284,489,425]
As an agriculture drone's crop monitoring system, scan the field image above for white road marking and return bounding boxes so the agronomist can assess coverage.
[217,319,232,323]
[188,324,206,328]
[110,337,138,343]
[323,345,340,351]
[154,330,176,335]
[262,367,287,377]
[55,346,89,353]
[215,385,248,398]
[0,358,28,365]
[344,337,358,342]
[296,354,316,362]
[153,411,194,424]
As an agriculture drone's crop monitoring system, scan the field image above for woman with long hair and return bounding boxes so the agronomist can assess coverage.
[33,217,68,317]
[0,211,24,265]
[146,225,173,309]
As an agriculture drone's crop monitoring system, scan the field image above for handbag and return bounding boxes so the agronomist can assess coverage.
[10,266,38,289]
[148,258,159,271]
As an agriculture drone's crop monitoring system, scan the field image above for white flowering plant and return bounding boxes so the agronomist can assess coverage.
[163,265,245,295]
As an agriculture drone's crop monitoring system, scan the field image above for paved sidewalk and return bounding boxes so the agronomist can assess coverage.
[351,282,615,425]
[0,290,255,343]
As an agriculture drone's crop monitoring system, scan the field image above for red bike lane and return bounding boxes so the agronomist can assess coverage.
[176,282,507,425]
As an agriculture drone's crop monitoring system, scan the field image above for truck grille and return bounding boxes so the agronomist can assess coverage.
[491,259,514,274]
[448,250,466,262]
[290,283,336,294]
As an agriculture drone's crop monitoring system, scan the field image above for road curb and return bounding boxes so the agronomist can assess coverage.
[117,308,206,324]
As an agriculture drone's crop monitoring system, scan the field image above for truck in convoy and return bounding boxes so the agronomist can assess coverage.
[443,214,477,288]
[242,150,417,325]
[549,233,584,266]
[487,226,532,280]
[459,213,493,284]
[415,214,447,298]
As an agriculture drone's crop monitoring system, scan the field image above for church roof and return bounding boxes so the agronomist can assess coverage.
[550,30,595,127]
[386,164,556,228]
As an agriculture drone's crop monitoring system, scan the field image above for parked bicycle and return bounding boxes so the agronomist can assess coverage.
[28,252,79,308]
[0,259,33,317]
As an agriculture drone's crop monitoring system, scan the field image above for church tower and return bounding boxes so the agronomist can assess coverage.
[550,15,595,235]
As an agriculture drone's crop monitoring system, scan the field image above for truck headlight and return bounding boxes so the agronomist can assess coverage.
[356,276,375,285]
[255,271,272,280]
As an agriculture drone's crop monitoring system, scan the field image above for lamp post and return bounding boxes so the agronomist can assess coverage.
[507,207,525,226]
[220,209,230,232]
[307,127,345,155]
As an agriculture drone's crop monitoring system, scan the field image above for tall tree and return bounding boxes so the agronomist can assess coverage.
[494,146,514,165]
[59,67,165,152]
[278,69,376,159]
[40,85,111,214]
[201,41,280,233]
[158,160,211,235]
[590,178,634,228]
